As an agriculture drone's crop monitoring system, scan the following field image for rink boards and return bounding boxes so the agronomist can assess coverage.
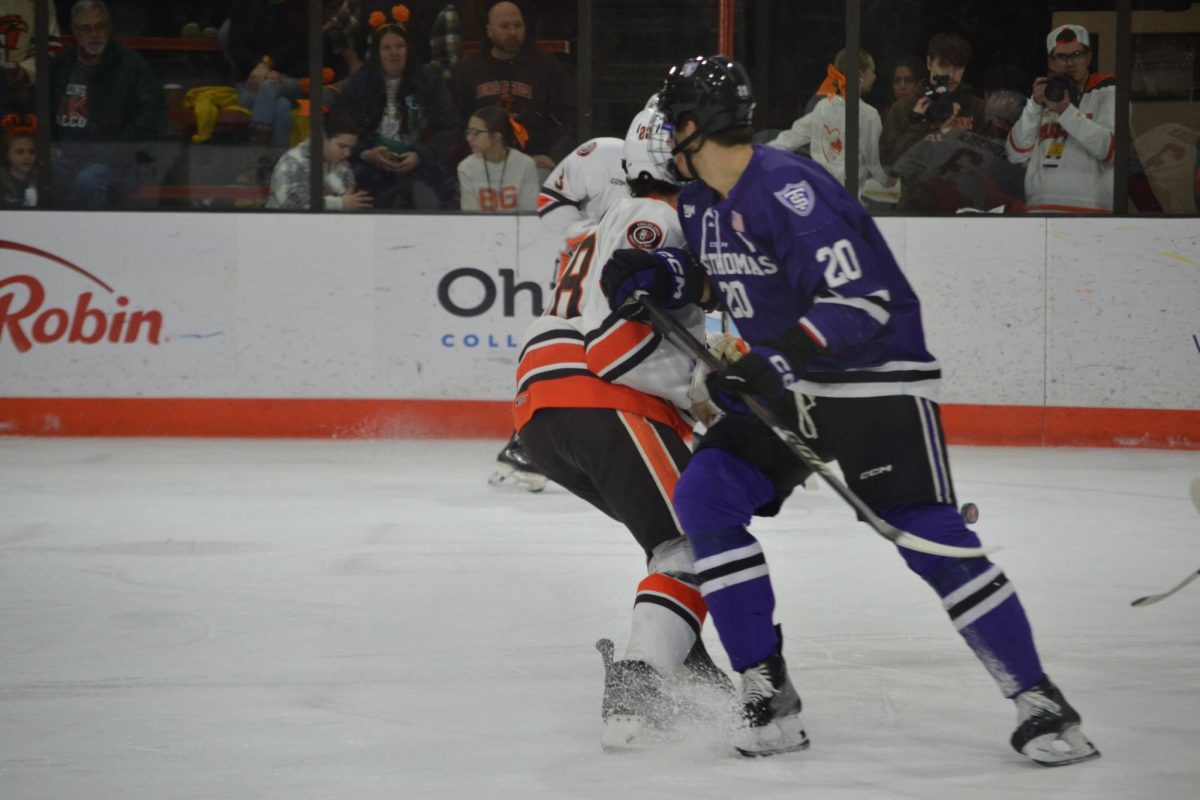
[0,213,1196,447]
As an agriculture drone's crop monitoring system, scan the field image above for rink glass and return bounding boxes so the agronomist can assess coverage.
[11,1,1198,216]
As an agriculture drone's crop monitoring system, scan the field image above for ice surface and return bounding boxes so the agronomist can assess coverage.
[1,438,1197,799]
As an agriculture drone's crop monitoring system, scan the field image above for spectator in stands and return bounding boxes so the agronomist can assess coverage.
[879,32,987,213]
[265,108,372,211]
[767,48,892,201]
[0,0,60,116]
[884,56,923,119]
[223,0,308,149]
[0,111,36,206]
[49,0,165,208]
[1006,24,1115,214]
[324,2,452,77]
[458,105,537,211]
[332,5,459,209]
[449,1,575,178]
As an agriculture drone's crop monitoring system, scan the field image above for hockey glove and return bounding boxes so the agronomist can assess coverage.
[705,326,821,414]
[600,247,708,312]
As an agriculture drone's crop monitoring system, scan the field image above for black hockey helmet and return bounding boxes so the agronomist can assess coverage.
[657,55,755,137]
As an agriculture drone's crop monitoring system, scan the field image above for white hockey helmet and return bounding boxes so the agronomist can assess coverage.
[621,95,679,186]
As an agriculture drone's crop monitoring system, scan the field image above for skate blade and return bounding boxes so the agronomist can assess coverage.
[1021,725,1101,767]
[735,715,810,758]
[601,715,660,753]
[487,463,547,493]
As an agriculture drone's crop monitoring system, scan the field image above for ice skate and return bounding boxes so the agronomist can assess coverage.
[735,652,809,757]
[596,638,669,752]
[1010,676,1100,766]
[488,434,548,493]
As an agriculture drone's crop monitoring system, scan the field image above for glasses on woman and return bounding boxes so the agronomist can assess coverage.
[1050,51,1089,65]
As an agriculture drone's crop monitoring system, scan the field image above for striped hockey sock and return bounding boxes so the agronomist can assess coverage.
[624,572,707,675]
[690,526,780,673]
[885,503,1044,697]
[933,557,1044,697]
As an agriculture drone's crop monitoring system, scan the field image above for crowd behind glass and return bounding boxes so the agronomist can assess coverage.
[1,0,1196,215]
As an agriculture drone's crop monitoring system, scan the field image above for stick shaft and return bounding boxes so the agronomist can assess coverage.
[634,293,993,559]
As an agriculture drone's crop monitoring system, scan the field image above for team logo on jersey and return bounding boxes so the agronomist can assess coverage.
[682,204,695,218]
[626,221,664,250]
[774,180,815,217]
[576,141,597,157]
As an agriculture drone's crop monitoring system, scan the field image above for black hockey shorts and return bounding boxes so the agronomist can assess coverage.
[695,394,818,518]
[812,393,958,510]
[519,407,693,558]
[697,393,956,515]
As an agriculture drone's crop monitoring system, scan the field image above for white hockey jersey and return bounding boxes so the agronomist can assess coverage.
[1006,74,1115,213]
[514,195,704,433]
[768,95,889,198]
[536,138,629,241]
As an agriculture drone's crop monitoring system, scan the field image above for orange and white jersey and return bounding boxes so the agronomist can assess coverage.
[514,195,704,433]
[1006,74,1115,213]
[537,137,629,242]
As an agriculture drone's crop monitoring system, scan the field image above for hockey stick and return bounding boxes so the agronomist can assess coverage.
[1130,569,1200,607]
[1130,478,1200,607]
[634,292,994,559]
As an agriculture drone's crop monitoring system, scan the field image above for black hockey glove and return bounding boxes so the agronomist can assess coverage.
[600,247,708,312]
[706,326,821,414]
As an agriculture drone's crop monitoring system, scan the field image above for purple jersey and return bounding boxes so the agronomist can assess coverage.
[677,146,941,399]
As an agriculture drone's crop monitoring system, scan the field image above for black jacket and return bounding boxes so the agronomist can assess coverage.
[448,44,576,161]
[333,60,460,166]
[49,42,166,143]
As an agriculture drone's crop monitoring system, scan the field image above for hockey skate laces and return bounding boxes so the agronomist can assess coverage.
[740,664,775,704]
[795,393,817,440]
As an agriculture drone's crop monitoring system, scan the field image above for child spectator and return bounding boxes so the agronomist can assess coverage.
[0,112,36,206]
[457,105,537,212]
[265,109,372,211]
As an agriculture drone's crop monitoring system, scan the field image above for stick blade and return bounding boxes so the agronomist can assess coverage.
[1130,569,1200,608]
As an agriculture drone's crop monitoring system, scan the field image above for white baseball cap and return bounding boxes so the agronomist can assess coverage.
[1047,24,1090,54]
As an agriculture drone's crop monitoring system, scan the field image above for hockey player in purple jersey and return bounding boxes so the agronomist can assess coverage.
[600,55,1100,766]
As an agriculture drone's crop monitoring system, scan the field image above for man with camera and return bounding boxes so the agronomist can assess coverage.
[879,32,988,213]
[1006,24,1115,213]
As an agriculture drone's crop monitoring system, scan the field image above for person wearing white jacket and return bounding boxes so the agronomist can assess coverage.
[768,49,891,200]
[1006,24,1115,213]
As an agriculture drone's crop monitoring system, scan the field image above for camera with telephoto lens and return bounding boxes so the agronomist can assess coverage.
[920,74,956,126]
[1043,74,1075,105]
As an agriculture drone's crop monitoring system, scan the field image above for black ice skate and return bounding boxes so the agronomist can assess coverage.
[735,652,809,757]
[596,638,669,752]
[1010,676,1100,766]
[488,434,548,492]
